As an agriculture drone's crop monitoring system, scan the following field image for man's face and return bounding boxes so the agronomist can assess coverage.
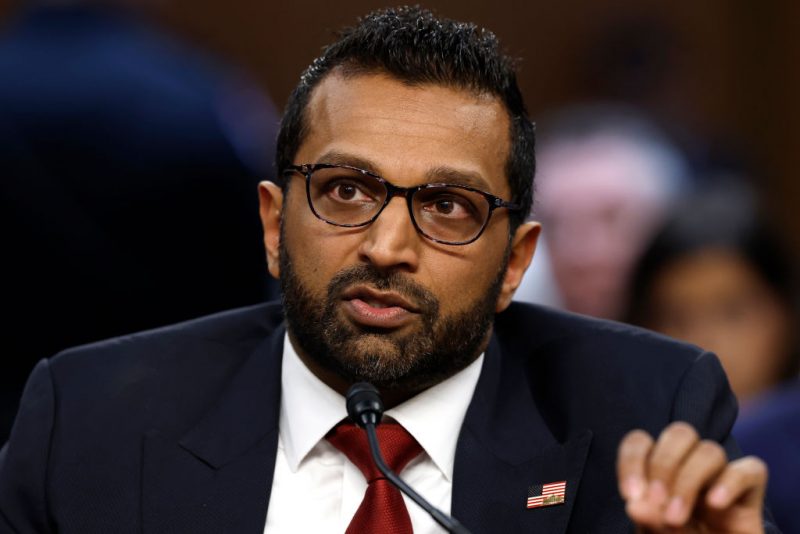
[260,72,538,395]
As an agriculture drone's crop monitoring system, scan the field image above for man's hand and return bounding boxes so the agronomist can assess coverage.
[617,422,768,533]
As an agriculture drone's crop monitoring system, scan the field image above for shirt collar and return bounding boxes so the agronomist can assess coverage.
[279,332,484,481]
[279,333,348,472]
[385,353,483,481]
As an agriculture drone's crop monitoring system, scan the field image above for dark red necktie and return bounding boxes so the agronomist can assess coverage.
[327,422,423,534]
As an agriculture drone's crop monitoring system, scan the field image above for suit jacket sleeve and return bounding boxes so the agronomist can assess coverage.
[670,351,741,458]
[0,359,56,534]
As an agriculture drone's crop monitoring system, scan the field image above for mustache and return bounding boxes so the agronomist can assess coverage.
[327,265,439,316]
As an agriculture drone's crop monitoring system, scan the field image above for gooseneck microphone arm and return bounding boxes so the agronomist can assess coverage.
[346,383,473,534]
[364,424,472,534]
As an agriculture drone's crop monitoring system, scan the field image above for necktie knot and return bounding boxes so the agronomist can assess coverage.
[326,421,423,534]
[327,421,423,481]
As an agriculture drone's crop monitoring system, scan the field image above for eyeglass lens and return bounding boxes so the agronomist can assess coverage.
[307,166,491,244]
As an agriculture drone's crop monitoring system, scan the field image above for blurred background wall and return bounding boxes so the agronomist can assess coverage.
[3,0,795,229]
[0,0,788,244]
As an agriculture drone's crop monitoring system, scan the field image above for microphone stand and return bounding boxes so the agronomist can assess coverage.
[346,382,472,534]
[363,421,472,534]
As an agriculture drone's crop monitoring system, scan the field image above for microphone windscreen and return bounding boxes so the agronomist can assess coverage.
[346,382,384,427]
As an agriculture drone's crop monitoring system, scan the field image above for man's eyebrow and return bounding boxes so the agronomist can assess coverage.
[314,151,495,192]
[425,166,493,192]
[315,151,381,175]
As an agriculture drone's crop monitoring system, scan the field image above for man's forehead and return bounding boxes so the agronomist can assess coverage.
[305,70,505,124]
[297,71,512,194]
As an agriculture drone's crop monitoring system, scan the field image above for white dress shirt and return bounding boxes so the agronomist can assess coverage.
[264,333,483,533]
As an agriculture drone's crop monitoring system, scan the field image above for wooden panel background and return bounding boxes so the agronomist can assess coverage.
[2,0,798,252]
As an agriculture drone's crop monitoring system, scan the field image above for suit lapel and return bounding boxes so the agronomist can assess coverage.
[141,324,285,534]
[452,334,593,534]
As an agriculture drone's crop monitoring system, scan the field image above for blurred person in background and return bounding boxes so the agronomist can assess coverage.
[626,185,799,405]
[515,105,690,320]
[626,185,800,533]
[0,0,280,441]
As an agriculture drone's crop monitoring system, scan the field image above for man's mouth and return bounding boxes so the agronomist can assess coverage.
[358,298,393,309]
[340,286,420,328]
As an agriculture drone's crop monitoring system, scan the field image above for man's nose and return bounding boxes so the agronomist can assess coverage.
[357,197,420,272]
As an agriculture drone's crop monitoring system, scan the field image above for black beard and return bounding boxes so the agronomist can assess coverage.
[279,236,509,393]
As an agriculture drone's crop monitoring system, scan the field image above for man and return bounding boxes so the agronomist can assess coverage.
[0,7,774,533]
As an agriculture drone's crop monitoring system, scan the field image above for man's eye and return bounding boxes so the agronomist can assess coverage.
[423,194,476,218]
[434,199,456,214]
[335,183,358,200]
[327,180,371,202]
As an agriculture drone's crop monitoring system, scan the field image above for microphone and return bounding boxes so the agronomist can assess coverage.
[345,382,473,534]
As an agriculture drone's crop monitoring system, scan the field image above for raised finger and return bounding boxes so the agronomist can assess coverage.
[617,429,654,501]
[627,422,698,527]
[663,439,728,525]
[647,421,699,487]
[706,456,768,510]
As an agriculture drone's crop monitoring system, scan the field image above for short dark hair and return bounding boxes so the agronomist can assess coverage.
[275,6,535,232]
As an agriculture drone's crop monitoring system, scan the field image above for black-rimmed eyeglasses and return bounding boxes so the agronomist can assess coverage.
[283,163,521,245]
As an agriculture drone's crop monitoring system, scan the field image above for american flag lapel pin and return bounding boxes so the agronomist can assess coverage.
[526,480,567,509]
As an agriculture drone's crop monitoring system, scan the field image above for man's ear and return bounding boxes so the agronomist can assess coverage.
[496,221,541,313]
[258,181,283,279]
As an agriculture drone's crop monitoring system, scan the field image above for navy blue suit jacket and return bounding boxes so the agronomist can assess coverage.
[0,302,777,533]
